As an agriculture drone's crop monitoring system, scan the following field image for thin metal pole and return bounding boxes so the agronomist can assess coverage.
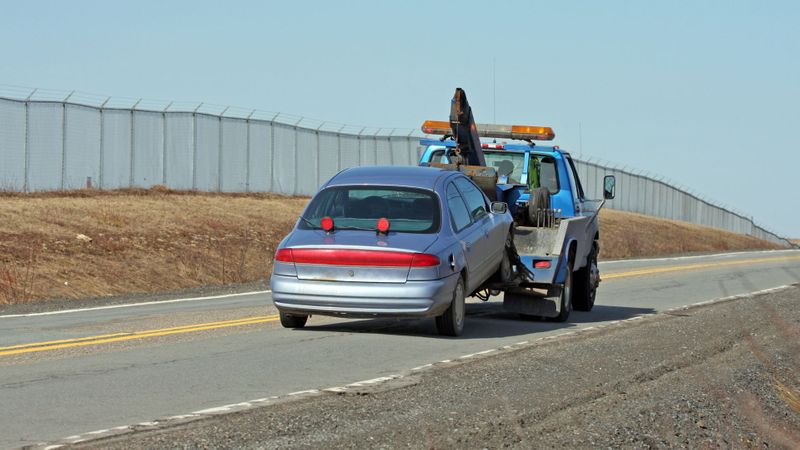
[61,100,67,189]
[23,100,30,192]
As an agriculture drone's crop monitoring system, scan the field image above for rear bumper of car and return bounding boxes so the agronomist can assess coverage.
[270,272,460,318]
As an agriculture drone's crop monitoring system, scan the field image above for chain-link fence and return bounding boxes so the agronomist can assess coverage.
[0,86,790,247]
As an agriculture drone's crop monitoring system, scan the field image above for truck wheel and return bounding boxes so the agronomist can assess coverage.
[279,311,308,329]
[573,242,599,312]
[527,187,551,227]
[436,276,465,336]
[551,257,573,322]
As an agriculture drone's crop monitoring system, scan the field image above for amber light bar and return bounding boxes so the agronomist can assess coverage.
[421,120,555,141]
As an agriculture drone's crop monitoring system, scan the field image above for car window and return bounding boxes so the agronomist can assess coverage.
[428,149,452,164]
[446,183,472,232]
[300,186,440,233]
[454,177,488,221]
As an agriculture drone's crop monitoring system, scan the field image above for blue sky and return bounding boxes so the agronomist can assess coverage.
[1,0,798,237]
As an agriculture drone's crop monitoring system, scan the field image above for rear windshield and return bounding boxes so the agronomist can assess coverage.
[300,186,440,233]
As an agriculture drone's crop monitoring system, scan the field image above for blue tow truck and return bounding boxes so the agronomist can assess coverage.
[418,88,617,321]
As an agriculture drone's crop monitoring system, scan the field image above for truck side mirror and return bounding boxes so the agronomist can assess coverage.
[490,202,508,214]
[603,175,616,200]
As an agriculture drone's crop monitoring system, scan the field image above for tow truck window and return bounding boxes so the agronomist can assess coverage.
[529,155,559,194]
[428,149,452,164]
[565,156,585,199]
[483,151,525,184]
[300,186,440,233]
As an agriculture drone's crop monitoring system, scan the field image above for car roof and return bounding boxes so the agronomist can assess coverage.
[327,165,451,190]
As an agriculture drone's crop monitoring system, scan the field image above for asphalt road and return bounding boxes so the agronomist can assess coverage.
[1,249,799,448]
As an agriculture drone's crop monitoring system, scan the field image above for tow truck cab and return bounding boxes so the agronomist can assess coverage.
[419,139,593,222]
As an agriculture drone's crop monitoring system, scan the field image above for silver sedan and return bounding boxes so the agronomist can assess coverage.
[270,165,513,336]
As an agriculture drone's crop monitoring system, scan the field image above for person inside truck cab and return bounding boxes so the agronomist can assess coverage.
[528,155,559,193]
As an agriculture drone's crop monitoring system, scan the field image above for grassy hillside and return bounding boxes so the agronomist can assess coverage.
[0,189,783,304]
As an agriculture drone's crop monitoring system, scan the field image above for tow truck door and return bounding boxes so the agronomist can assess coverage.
[564,155,598,269]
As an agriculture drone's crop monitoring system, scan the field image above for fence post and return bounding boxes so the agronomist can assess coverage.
[23,90,34,192]
[218,107,229,192]
[130,98,141,188]
[246,109,255,193]
[98,97,110,189]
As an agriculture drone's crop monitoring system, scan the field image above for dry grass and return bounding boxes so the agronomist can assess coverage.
[0,188,307,304]
[0,189,783,304]
[599,209,783,260]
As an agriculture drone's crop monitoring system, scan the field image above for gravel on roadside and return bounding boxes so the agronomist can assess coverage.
[77,285,800,449]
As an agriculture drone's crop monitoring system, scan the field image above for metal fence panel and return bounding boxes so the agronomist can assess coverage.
[376,138,392,165]
[131,111,163,187]
[296,128,318,195]
[0,100,26,190]
[340,134,360,169]
[64,105,101,189]
[272,123,296,195]
[389,137,411,166]
[195,114,219,191]
[360,136,377,166]
[100,109,131,189]
[248,121,271,192]
[221,118,248,192]
[318,132,340,186]
[27,102,63,191]
[164,113,194,189]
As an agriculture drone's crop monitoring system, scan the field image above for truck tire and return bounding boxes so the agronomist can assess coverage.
[551,256,573,322]
[573,242,599,312]
[527,187,551,227]
[279,311,308,329]
[436,276,465,336]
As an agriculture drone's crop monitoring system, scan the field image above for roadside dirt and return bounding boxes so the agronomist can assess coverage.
[0,188,781,305]
[78,285,800,449]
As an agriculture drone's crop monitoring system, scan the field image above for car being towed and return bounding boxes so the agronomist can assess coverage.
[270,165,514,336]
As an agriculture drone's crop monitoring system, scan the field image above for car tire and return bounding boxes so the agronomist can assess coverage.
[493,230,514,283]
[279,311,308,329]
[436,276,465,337]
[551,256,573,322]
[573,242,599,312]
[527,187,551,227]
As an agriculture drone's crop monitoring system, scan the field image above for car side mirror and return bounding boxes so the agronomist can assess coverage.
[603,175,616,200]
[490,202,508,214]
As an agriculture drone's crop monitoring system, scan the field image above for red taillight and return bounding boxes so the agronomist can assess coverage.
[534,260,551,269]
[275,248,294,262]
[481,143,505,149]
[376,217,390,233]
[320,216,334,232]
[410,253,440,267]
[281,248,440,268]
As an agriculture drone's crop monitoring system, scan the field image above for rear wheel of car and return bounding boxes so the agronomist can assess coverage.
[527,187,551,227]
[573,242,599,312]
[279,311,308,329]
[551,255,573,323]
[436,276,465,336]
[493,230,514,283]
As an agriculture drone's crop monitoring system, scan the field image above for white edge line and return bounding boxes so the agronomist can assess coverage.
[41,283,795,449]
[0,290,272,319]
[599,248,798,265]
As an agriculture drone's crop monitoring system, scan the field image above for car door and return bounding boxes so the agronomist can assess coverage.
[453,177,499,284]
[445,181,484,292]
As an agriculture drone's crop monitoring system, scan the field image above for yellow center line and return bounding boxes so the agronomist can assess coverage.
[603,255,800,280]
[0,315,279,357]
[2,254,798,358]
